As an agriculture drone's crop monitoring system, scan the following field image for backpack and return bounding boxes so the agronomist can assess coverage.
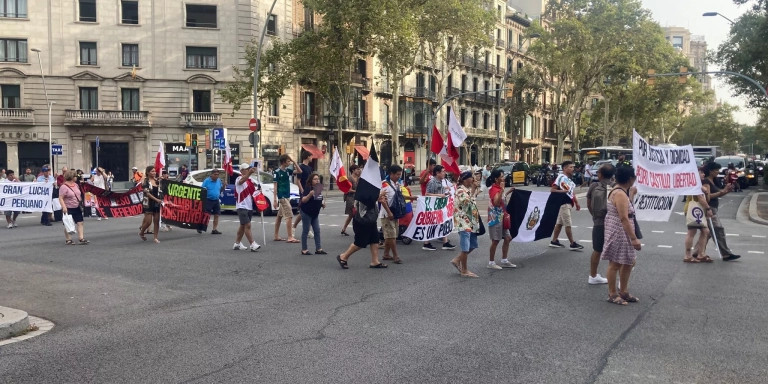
[386,181,407,219]
[591,182,609,221]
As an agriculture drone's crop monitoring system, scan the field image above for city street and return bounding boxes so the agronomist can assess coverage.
[1,185,767,383]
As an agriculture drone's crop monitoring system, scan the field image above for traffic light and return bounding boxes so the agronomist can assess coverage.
[679,66,688,84]
[191,134,198,147]
[647,69,655,86]
[185,133,191,147]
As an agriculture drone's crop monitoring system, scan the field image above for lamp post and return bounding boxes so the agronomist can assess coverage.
[31,48,53,170]
[252,0,279,164]
[702,12,734,24]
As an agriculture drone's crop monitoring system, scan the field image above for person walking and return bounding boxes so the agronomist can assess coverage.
[139,166,164,243]
[59,170,89,245]
[340,164,360,236]
[89,167,108,220]
[698,161,740,261]
[159,171,173,232]
[423,165,456,251]
[586,163,615,284]
[293,151,313,234]
[3,170,20,228]
[233,163,262,251]
[486,169,516,270]
[584,161,594,186]
[200,169,224,234]
[299,173,326,255]
[450,171,481,278]
[549,161,584,250]
[132,167,143,184]
[419,159,437,197]
[683,167,712,263]
[37,165,54,226]
[381,165,416,264]
[336,191,389,270]
[273,154,299,243]
[602,167,642,305]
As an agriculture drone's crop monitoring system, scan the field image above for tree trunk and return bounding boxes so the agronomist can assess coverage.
[391,81,401,166]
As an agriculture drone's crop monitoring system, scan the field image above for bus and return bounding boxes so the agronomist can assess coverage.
[579,146,633,163]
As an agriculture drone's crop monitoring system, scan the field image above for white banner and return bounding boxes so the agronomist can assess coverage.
[0,182,54,212]
[632,130,702,195]
[633,193,679,222]
[402,195,454,241]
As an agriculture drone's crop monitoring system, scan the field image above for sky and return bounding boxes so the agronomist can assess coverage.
[640,0,758,125]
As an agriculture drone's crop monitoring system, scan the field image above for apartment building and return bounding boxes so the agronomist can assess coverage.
[663,26,712,91]
[0,0,295,181]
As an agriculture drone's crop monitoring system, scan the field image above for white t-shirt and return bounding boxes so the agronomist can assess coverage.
[379,179,400,218]
[90,174,106,189]
[235,176,254,210]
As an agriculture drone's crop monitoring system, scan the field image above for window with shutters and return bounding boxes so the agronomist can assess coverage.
[1,84,21,108]
[122,44,138,66]
[1,0,28,18]
[0,38,26,62]
[121,88,139,111]
[186,46,216,69]
[79,87,98,110]
[80,42,97,65]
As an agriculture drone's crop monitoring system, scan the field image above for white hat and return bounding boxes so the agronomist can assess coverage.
[132,166,138,170]
[239,162,251,170]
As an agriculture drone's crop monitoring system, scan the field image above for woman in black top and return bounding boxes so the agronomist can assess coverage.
[139,165,164,243]
[698,161,740,261]
[300,173,325,255]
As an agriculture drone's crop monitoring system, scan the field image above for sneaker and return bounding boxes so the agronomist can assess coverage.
[12,221,17,227]
[422,243,437,251]
[97,217,102,221]
[442,242,456,250]
[7,224,12,229]
[549,240,564,248]
[250,242,261,252]
[499,259,517,268]
[487,262,503,270]
[588,274,609,285]
[233,243,248,251]
[569,242,585,251]
[211,230,222,235]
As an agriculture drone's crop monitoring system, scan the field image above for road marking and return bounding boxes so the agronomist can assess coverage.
[675,232,687,235]
[652,230,664,233]
[579,240,592,243]
[726,234,739,237]
[587,226,593,229]
[658,245,673,248]
[753,235,767,238]
[748,251,764,254]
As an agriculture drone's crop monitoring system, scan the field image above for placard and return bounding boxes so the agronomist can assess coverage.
[0,182,54,213]
[161,180,211,231]
[632,130,701,195]
[402,196,454,241]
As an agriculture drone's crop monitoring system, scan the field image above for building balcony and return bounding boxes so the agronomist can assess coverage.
[267,116,280,125]
[362,120,377,131]
[405,87,436,100]
[543,131,557,141]
[65,109,150,127]
[350,72,365,85]
[179,112,221,127]
[465,127,494,138]
[403,125,428,136]
[0,108,35,125]
[496,39,505,48]
[375,83,393,97]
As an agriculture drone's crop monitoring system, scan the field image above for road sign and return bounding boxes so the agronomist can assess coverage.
[249,132,259,145]
[249,118,259,131]
[211,128,226,149]
[52,144,63,156]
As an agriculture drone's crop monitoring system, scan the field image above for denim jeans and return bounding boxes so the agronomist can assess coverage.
[301,211,321,251]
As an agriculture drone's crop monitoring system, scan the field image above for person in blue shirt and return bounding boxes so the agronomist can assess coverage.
[200,169,224,234]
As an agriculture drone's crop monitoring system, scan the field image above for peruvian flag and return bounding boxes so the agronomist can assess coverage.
[329,147,352,193]
[223,145,234,176]
[154,141,165,175]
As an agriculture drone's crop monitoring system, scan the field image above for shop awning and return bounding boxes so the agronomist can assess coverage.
[301,144,325,159]
[354,145,370,160]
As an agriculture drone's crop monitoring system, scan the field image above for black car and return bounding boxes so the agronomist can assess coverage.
[491,162,530,187]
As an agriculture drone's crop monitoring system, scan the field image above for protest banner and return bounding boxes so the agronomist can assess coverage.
[402,195,454,242]
[81,183,144,218]
[632,130,701,195]
[0,182,54,213]
[161,180,210,231]
[633,193,679,222]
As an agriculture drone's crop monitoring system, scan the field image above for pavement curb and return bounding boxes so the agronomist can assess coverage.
[0,306,30,341]
[748,192,768,226]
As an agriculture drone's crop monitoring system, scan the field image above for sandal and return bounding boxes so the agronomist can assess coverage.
[393,258,403,264]
[301,250,311,255]
[607,295,628,306]
[382,256,395,261]
[369,263,388,269]
[139,232,147,241]
[65,240,74,245]
[461,271,479,278]
[697,255,714,263]
[336,255,348,269]
[683,257,700,263]
[286,238,300,243]
[78,239,89,245]
[273,237,285,241]
[340,231,350,236]
[620,292,640,303]
[315,250,327,255]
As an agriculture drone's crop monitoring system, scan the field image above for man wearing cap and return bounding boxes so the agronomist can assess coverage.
[132,167,143,184]
[200,169,224,234]
[233,163,261,251]
[37,165,54,226]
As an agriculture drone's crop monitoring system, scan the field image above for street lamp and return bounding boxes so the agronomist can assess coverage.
[252,0,279,164]
[31,48,54,171]
[702,12,734,24]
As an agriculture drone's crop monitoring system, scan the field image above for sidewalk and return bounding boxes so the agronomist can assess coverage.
[0,306,30,340]
[748,191,768,225]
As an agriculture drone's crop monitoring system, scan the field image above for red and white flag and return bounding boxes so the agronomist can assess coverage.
[430,124,461,174]
[223,145,234,176]
[329,147,352,193]
[154,141,165,175]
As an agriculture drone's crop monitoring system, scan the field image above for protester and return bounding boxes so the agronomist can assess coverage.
[36,165,54,226]
[159,171,172,232]
[139,166,164,243]
[586,163,615,284]
[486,169,516,269]
[22,168,35,182]
[726,163,741,192]
[698,161,740,261]
[3,170,20,228]
[549,161,584,250]
[59,170,89,245]
[273,154,299,243]
[232,163,262,251]
[481,165,491,194]
[336,190,389,269]
[683,167,712,263]
[419,159,437,196]
[178,164,189,182]
[132,167,143,184]
[299,172,326,255]
[381,165,417,264]
[340,164,360,236]
[89,167,108,220]
[293,151,313,236]
[200,169,224,234]
[423,165,456,251]
[56,167,68,187]
[106,170,114,191]
[603,167,642,305]
[584,161,594,186]
[450,171,481,278]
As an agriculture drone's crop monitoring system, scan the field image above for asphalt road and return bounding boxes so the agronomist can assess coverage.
[1,185,766,383]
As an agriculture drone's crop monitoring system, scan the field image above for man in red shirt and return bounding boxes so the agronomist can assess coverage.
[56,167,68,187]
[419,159,437,196]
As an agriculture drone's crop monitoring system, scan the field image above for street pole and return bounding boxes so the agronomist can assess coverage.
[252,0,279,163]
[31,48,52,170]
[496,69,512,163]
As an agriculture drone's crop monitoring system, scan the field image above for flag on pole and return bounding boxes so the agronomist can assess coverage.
[354,142,382,207]
[441,131,462,175]
[223,145,234,176]
[330,147,352,193]
[507,189,572,242]
[154,141,165,175]
[430,125,444,155]
[448,105,467,147]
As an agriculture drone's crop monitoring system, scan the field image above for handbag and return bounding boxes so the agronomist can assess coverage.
[62,214,76,234]
[633,216,643,239]
[65,185,85,210]
[684,198,707,228]
[475,216,486,236]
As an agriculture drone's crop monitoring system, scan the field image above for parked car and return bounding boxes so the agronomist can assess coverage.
[184,169,300,216]
[492,162,530,187]
[712,155,748,189]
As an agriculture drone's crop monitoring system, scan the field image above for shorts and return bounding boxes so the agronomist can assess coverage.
[592,225,604,252]
[353,219,379,248]
[66,206,84,223]
[278,198,293,218]
[381,217,398,240]
[459,231,478,253]
[555,204,572,227]
[488,223,509,241]
[5,210,18,217]
[344,195,355,215]
[204,199,221,215]
[237,208,253,225]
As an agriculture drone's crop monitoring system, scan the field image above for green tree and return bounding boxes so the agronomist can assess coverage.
[677,104,742,153]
